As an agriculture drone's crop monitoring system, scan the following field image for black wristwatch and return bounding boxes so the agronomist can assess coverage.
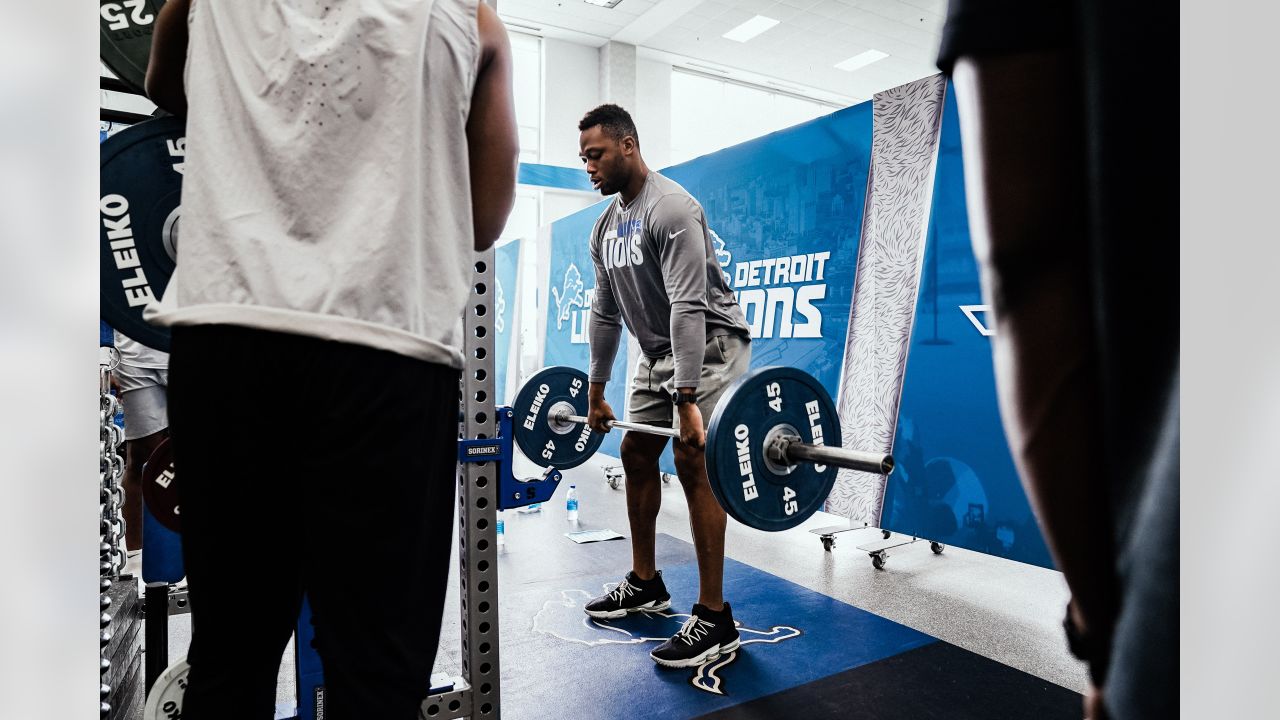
[671,391,699,406]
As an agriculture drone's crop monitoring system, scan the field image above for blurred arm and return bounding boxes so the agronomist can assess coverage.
[144,0,192,116]
[466,2,519,252]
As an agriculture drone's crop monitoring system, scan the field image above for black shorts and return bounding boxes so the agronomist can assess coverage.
[168,324,461,720]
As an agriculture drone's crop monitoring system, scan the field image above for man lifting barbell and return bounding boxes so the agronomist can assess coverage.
[576,104,754,668]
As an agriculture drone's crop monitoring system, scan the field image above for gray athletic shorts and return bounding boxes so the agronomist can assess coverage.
[628,334,751,431]
[115,363,169,441]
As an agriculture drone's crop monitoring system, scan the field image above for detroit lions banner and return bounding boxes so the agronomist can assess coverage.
[882,87,1053,569]
[662,103,873,390]
[543,203,631,460]
[493,238,522,405]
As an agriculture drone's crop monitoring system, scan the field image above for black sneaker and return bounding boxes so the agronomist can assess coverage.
[650,603,741,668]
[583,571,672,619]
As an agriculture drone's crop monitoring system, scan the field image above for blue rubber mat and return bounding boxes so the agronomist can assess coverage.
[498,533,935,718]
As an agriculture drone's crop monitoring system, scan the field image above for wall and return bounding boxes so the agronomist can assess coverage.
[542,38,600,168]
[633,57,673,169]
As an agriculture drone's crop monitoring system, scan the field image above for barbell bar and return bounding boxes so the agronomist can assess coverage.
[553,410,893,476]
[552,412,680,439]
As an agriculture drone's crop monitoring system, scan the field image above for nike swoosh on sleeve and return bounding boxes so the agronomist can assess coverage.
[668,228,687,240]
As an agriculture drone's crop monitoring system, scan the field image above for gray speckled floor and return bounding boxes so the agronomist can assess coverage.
[151,451,1083,717]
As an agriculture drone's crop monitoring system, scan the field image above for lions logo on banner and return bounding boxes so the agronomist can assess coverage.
[552,263,587,336]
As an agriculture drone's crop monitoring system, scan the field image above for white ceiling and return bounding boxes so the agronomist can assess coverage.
[496,0,948,104]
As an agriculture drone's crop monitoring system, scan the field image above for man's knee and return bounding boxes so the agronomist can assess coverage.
[672,444,705,479]
[620,434,661,472]
[128,429,168,461]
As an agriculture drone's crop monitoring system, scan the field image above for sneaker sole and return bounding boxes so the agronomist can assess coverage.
[650,638,741,668]
[584,599,671,619]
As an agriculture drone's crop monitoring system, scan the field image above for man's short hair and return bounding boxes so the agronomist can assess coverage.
[579,104,639,146]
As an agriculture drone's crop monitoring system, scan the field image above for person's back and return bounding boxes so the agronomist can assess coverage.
[144,1,517,718]
[150,0,492,364]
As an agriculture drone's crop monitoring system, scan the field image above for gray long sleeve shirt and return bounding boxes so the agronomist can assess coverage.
[587,172,749,387]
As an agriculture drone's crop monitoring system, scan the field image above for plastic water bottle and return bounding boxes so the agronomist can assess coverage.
[496,510,506,546]
[517,502,542,514]
[566,485,579,523]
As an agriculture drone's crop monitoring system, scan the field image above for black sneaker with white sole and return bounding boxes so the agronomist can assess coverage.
[583,570,672,619]
[650,603,741,668]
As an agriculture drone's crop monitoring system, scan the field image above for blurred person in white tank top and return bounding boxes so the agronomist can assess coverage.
[145,1,518,717]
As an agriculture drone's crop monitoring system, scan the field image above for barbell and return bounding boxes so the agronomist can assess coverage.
[511,365,894,532]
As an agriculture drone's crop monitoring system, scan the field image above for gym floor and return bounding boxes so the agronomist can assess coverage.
[454,453,1083,717]
[157,452,1085,719]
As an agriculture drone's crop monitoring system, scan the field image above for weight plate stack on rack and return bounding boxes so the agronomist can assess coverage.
[102,578,144,719]
[99,349,140,718]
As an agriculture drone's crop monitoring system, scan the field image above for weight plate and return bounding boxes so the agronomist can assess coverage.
[511,366,602,470]
[141,437,179,533]
[100,0,166,95]
[100,116,185,352]
[143,656,189,720]
[705,366,841,532]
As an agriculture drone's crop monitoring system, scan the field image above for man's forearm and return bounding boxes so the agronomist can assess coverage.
[668,302,704,388]
[587,311,623,383]
[988,271,1117,630]
[954,53,1118,642]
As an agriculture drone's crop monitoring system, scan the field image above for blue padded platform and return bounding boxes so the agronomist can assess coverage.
[498,533,935,718]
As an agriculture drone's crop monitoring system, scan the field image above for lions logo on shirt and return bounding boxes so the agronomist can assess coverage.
[601,218,645,271]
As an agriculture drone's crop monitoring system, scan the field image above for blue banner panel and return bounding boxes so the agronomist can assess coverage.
[662,104,871,389]
[544,204,630,460]
[494,240,521,405]
[519,162,596,192]
[883,86,1053,569]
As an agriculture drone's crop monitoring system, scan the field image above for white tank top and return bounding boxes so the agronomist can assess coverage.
[147,0,481,367]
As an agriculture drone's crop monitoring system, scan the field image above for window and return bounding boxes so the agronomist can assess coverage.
[509,31,542,164]
[669,70,840,165]
[500,31,544,241]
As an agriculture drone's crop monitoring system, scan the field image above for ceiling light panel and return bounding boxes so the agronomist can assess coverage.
[723,15,780,42]
[584,0,625,8]
[834,49,889,72]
